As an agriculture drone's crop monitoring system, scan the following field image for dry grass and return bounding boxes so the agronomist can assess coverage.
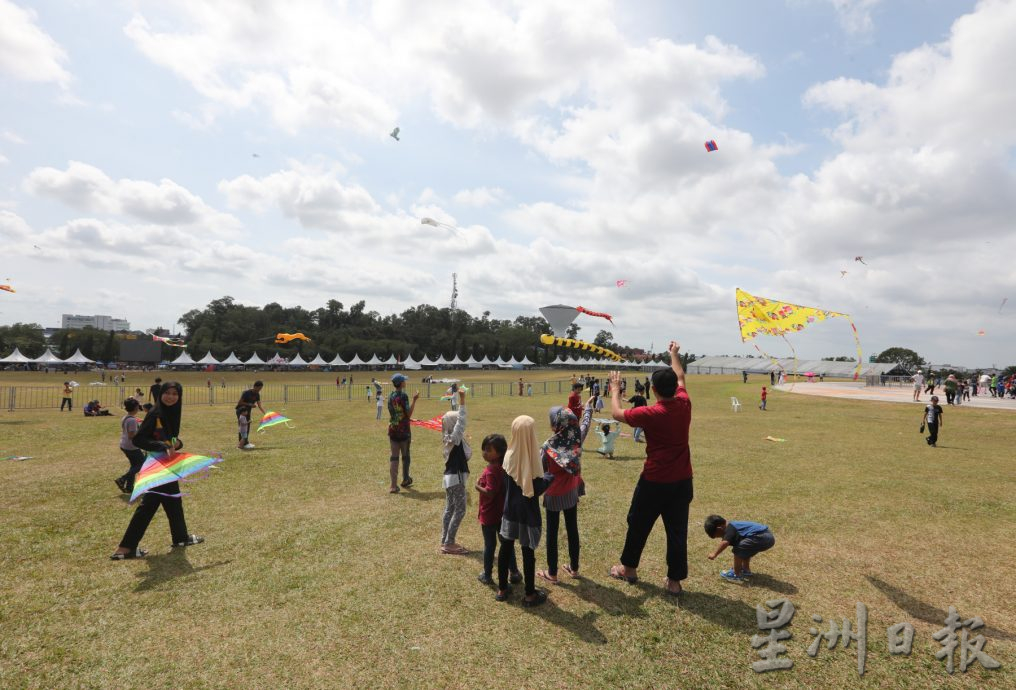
[1,370,1013,689]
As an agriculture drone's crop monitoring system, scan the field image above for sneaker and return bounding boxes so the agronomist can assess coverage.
[242,443,255,450]
[720,568,745,583]
[401,477,413,488]
[114,477,128,493]
[477,572,493,585]
[741,569,753,577]
[508,570,523,585]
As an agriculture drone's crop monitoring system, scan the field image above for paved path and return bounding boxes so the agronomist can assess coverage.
[776,381,1016,411]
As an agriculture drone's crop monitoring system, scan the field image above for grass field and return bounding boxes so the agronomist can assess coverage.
[1,370,1013,689]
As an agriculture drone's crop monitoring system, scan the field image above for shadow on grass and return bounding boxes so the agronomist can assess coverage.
[134,550,232,593]
[400,490,445,501]
[866,575,1015,642]
[677,591,758,633]
[521,597,607,644]
[559,577,651,619]
[745,573,797,595]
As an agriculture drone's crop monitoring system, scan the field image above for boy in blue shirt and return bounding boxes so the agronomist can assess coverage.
[704,514,775,582]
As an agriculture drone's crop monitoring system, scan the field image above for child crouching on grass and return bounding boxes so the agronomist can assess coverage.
[475,433,521,586]
[237,407,252,450]
[705,514,775,583]
[595,421,621,458]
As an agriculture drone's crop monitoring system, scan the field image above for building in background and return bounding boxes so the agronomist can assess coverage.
[61,314,131,331]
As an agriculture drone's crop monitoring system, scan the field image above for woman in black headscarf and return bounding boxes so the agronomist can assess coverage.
[110,381,203,559]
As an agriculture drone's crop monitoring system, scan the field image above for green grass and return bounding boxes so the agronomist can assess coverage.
[1,371,1013,689]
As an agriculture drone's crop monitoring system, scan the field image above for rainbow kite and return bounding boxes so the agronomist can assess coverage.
[129,450,223,503]
[257,411,293,432]
[704,140,718,152]
[410,415,443,431]
[736,288,863,381]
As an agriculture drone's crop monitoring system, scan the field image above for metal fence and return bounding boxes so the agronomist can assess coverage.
[1,378,591,411]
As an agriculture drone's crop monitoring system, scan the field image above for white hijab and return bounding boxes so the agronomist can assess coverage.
[503,415,542,497]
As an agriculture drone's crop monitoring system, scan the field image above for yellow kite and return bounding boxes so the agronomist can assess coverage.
[735,288,863,380]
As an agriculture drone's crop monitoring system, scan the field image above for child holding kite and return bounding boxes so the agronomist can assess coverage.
[440,389,470,554]
[111,381,203,559]
[537,399,593,585]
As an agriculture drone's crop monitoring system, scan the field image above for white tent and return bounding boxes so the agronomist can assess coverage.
[347,353,365,366]
[268,353,288,365]
[506,355,519,366]
[308,353,328,366]
[418,354,437,367]
[365,353,383,366]
[479,355,493,366]
[33,348,64,364]
[493,355,507,366]
[244,352,265,366]
[520,355,534,366]
[287,353,309,367]
[329,353,348,367]
[196,351,221,365]
[383,354,398,366]
[550,356,565,365]
[463,355,480,369]
[403,354,421,370]
[0,347,35,363]
[434,354,448,366]
[448,354,464,366]
[169,351,196,366]
[219,352,243,365]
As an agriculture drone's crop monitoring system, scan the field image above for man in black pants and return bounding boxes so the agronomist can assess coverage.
[608,341,693,596]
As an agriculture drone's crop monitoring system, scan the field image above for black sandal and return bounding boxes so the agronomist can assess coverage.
[110,548,147,560]
[523,590,548,608]
[171,535,204,548]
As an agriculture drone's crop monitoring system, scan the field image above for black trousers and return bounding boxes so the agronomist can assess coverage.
[117,448,146,489]
[926,422,939,445]
[482,523,517,577]
[119,481,189,549]
[545,506,579,576]
[945,390,954,404]
[60,397,72,411]
[620,476,693,581]
[498,536,535,594]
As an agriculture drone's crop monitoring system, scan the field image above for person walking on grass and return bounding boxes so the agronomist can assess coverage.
[911,369,924,402]
[387,373,418,493]
[440,389,470,554]
[923,395,943,447]
[110,381,203,559]
[759,385,767,411]
[607,341,692,597]
[114,398,144,494]
[60,381,73,411]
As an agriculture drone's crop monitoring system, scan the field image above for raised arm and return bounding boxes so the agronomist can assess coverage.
[447,391,467,444]
[669,340,686,390]
[578,399,594,442]
[608,370,627,423]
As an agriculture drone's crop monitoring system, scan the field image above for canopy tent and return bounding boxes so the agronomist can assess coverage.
[418,354,438,367]
[0,347,35,363]
[383,354,399,366]
[195,351,221,365]
[365,353,383,366]
[403,354,421,370]
[463,355,480,369]
[506,355,519,366]
[267,353,288,365]
[33,348,64,364]
[346,353,365,367]
[550,356,565,365]
[287,353,309,367]
[434,354,448,366]
[218,352,243,365]
[169,351,196,366]
[447,354,464,366]
[307,353,328,366]
[328,353,348,367]
[478,355,493,366]
[244,352,265,366]
[520,355,534,366]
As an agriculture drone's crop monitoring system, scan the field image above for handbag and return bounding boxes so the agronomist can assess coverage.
[919,423,925,433]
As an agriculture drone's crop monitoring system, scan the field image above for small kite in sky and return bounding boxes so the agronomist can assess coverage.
[840,271,848,278]
[129,449,223,503]
[854,256,867,265]
[576,306,614,325]
[704,140,718,152]
[34,245,41,250]
[0,284,15,293]
[616,279,628,287]
[275,332,312,344]
[999,297,1008,313]
[252,153,260,158]
[150,333,186,348]
[977,330,986,337]
[390,127,400,142]
[257,411,293,432]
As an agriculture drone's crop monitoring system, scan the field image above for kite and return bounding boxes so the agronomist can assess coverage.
[854,256,867,265]
[3,455,32,461]
[539,333,623,361]
[977,330,986,337]
[252,153,260,158]
[705,140,718,152]
[275,332,311,344]
[575,306,614,326]
[736,287,864,381]
[840,271,848,278]
[390,127,400,142]
[999,298,1008,314]
[764,436,786,443]
[257,411,293,432]
[410,415,443,431]
[440,385,469,401]
[616,279,628,287]
[149,333,186,348]
[129,449,223,503]
[0,284,14,293]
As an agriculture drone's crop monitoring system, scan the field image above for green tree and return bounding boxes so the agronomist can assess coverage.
[874,347,925,371]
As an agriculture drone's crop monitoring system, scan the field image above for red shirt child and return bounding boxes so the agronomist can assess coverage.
[476,454,508,525]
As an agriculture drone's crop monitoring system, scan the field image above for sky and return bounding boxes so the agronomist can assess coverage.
[1,0,1014,367]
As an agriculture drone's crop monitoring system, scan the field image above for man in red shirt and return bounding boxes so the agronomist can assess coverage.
[607,341,691,596]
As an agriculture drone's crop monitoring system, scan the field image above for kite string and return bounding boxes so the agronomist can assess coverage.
[849,320,863,381]
[780,335,798,391]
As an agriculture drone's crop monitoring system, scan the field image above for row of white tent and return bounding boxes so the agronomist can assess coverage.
[165,351,663,368]
[0,347,94,364]
[1,346,666,369]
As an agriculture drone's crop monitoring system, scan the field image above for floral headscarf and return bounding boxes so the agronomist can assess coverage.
[542,406,582,475]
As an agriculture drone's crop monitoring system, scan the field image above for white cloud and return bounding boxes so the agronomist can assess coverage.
[828,0,883,34]
[2,130,26,144]
[0,0,71,86]
[25,161,240,234]
[452,186,506,207]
